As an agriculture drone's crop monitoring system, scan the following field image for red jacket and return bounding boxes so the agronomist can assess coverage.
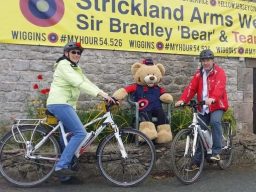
[179,63,229,112]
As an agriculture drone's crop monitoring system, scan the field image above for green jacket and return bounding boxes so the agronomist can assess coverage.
[47,59,102,109]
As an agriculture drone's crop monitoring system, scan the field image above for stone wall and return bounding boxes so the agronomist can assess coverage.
[0,43,254,133]
[235,58,254,132]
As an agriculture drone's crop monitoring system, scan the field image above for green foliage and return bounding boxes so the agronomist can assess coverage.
[78,105,133,142]
[222,108,237,134]
[111,106,133,128]
[170,107,237,136]
[171,107,193,135]
[0,121,10,138]
[26,102,37,118]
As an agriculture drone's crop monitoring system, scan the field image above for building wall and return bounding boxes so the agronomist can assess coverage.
[0,43,254,133]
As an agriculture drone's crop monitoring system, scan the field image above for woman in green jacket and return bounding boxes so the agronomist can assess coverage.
[47,41,114,176]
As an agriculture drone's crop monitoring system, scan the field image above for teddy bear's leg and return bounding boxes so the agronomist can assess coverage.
[139,121,157,140]
[155,124,172,143]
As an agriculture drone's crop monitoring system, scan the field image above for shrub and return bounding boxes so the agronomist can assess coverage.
[78,103,133,142]
[0,121,10,139]
[170,106,237,136]
[171,107,193,135]
[222,108,237,135]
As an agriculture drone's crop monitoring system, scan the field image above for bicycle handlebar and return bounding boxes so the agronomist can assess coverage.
[176,100,205,108]
[176,99,217,113]
[104,97,120,111]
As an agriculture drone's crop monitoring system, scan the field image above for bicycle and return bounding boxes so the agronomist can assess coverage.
[170,100,233,184]
[0,100,156,187]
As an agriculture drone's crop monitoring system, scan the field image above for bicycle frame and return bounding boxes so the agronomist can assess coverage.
[185,111,213,157]
[80,111,128,158]
[12,119,65,161]
[11,109,128,162]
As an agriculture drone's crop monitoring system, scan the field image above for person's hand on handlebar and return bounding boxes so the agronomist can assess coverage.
[175,100,184,107]
[98,92,116,104]
[112,97,121,105]
[205,98,215,105]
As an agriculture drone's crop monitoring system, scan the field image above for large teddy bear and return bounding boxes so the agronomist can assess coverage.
[113,58,173,143]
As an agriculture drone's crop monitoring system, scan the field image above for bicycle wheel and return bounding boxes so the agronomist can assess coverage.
[0,125,60,187]
[97,128,155,187]
[171,128,205,184]
[218,122,233,169]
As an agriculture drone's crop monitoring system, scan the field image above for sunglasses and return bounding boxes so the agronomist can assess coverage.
[70,50,81,55]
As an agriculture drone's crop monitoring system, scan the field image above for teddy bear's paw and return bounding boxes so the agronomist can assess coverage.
[155,133,172,143]
[139,122,157,140]
[144,130,158,140]
[155,124,173,143]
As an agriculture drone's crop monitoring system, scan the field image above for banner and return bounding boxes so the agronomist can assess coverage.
[0,0,256,58]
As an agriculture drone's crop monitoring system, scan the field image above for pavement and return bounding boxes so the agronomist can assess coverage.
[1,164,256,192]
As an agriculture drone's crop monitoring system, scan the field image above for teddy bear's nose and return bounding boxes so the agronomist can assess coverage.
[150,76,155,80]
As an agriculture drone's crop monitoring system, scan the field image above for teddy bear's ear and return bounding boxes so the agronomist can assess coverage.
[156,63,165,75]
[131,63,143,75]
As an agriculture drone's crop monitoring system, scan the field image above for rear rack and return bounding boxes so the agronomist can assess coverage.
[11,118,45,143]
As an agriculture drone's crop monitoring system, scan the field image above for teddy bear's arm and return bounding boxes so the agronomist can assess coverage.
[159,87,173,103]
[113,84,137,100]
[160,93,173,104]
[113,88,128,100]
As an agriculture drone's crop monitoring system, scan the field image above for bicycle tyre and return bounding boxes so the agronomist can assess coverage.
[97,128,155,187]
[218,122,233,170]
[171,128,205,184]
[0,125,60,187]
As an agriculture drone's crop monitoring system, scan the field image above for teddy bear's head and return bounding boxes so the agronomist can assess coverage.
[131,62,165,87]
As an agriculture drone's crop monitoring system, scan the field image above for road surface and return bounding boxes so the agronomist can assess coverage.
[1,164,256,192]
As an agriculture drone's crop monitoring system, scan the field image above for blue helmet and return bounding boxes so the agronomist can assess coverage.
[199,49,214,61]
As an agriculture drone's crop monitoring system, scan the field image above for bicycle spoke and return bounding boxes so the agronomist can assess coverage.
[171,129,204,184]
[0,126,60,187]
[97,129,155,187]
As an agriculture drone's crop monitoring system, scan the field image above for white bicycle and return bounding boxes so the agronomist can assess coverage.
[171,100,233,184]
[0,100,156,187]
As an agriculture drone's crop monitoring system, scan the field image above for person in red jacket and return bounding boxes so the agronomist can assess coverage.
[175,49,229,170]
